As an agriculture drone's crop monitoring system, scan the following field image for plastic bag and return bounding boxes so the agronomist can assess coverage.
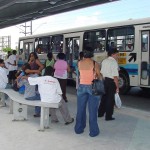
[115,93,122,108]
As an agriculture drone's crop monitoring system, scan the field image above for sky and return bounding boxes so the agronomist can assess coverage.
[0,0,150,49]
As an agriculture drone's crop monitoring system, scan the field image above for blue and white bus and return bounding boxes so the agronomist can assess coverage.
[18,17,150,94]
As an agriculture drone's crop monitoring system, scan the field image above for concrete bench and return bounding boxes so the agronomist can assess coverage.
[0,88,60,131]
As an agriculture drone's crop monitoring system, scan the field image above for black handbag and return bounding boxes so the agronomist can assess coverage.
[92,61,105,95]
[92,79,105,95]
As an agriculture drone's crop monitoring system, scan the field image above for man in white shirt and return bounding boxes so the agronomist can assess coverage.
[0,59,9,107]
[125,41,133,51]
[8,50,17,84]
[0,59,9,89]
[98,48,119,121]
[27,67,74,125]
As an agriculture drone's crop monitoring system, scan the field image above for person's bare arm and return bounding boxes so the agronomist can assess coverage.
[21,76,28,80]
[36,59,44,72]
[14,60,16,66]
[67,64,71,72]
[8,60,16,66]
[25,69,40,75]
[95,62,101,79]
[114,76,119,93]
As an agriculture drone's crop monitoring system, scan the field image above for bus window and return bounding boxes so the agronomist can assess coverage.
[83,30,106,52]
[141,34,148,52]
[35,36,50,54]
[23,42,33,60]
[107,26,134,52]
[19,40,23,55]
[51,35,63,53]
[73,39,79,60]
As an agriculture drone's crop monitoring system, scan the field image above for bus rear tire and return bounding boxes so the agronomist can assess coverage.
[141,87,150,92]
[119,72,130,95]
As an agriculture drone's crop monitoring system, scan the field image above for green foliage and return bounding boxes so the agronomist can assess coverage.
[2,47,12,52]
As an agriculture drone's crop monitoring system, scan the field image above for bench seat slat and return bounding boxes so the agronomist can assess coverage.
[0,88,61,131]
[0,89,60,108]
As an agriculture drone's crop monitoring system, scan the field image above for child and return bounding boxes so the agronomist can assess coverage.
[27,67,74,125]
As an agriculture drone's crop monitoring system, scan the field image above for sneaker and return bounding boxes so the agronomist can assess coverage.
[33,114,40,117]
[64,99,68,103]
[98,114,104,118]
[65,118,74,125]
[51,120,59,123]
[105,117,115,121]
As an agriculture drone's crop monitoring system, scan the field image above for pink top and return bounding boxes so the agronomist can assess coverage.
[54,60,68,79]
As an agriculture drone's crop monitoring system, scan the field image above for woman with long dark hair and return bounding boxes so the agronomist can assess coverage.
[74,47,101,137]
[26,52,44,75]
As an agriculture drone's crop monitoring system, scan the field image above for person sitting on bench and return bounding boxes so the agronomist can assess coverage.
[0,59,10,107]
[25,66,74,125]
[17,63,41,117]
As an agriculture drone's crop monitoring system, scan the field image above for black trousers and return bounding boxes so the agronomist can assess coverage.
[98,77,116,119]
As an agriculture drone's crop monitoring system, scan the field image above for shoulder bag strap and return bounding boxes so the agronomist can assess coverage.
[93,60,96,79]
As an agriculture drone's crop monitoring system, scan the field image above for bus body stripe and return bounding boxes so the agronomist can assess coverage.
[120,64,138,75]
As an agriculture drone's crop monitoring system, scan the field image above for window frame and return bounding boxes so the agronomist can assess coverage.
[107,26,135,52]
[83,29,106,53]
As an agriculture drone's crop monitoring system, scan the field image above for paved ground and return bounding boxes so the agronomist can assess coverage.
[0,92,150,150]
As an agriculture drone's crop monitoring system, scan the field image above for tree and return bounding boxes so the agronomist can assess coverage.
[2,47,12,53]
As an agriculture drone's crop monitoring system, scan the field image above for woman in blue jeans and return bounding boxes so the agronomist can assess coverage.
[74,47,101,137]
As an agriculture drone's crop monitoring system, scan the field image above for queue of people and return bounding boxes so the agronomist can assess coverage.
[0,47,119,137]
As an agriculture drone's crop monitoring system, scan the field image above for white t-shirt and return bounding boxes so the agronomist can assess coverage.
[4,59,9,70]
[0,67,8,89]
[28,76,62,103]
[8,54,17,71]
[101,57,119,79]
[126,45,133,51]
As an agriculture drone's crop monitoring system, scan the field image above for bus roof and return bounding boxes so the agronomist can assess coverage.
[19,17,150,40]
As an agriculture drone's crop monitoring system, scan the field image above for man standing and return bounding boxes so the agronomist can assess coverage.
[98,48,119,121]
[8,50,17,84]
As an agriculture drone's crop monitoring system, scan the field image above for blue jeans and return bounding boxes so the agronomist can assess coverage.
[74,84,101,137]
[25,94,41,115]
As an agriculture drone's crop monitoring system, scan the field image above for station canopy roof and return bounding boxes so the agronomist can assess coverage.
[0,0,118,29]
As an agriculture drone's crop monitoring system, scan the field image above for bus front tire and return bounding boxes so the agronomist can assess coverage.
[119,72,130,95]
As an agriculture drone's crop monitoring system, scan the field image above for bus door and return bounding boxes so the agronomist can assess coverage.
[65,37,80,79]
[140,31,150,85]
[65,36,81,79]
[23,40,34,62]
